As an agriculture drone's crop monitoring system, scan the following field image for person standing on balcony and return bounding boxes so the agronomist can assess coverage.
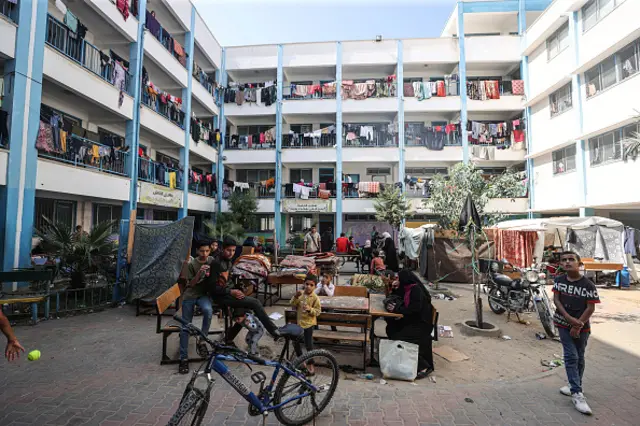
[303,225,321,255]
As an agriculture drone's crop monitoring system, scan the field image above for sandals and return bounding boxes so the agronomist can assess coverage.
[416,368,434,380]
[178,360,189,375]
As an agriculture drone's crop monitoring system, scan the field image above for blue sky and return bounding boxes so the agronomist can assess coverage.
[195,0,457,47]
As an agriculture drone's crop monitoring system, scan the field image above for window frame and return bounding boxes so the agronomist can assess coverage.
[290,168,313,183]
[582,0,626,33]
[584,36,640,99]
[552,145,577,175]
[549,83,573,117]
[546,22,570,61]
[236,169,275,183]
[93,203,122,233]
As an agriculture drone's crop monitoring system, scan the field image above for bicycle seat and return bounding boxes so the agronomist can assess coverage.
[278,324,303,340]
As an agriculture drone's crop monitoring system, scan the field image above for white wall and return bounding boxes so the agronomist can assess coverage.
[282,100,337,115]
[85,0,138,41]
[0,150,7,186]
[226,45,278,70]
[404,97,461,113]
[188,193,215,212]
[0,17,16,59]
[342,147,399,163]
[342,162,397,183]
[225,149,276,165]
[585,157,640,208]
[529,96,580,154]
[523,0,572,55]
[465,36,521,63]
[527,39,573,102]
[194,12,222,69]
[342,40,397,65]
[283,43,337,67]
[403,38,458,64]
[139,106,186,147]
[143,35,188,88]
[532,153,581,211]
[282,149,336,164]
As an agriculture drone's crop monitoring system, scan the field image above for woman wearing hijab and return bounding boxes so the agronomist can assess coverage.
[381,232,399,272]
[385,269,434,379]
[361,240,373,272]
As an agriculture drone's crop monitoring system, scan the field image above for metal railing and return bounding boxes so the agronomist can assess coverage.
[283,133,336,148]
[146,14,187,68]
[343,128,398,147]
[283,84,336,100]
[188,182,215,198]
[405,132,462,147]
[46,14,131,94]
[0,0,16,22]
[342,81,397,100]
[225,135,276,150]
[141,92,184,128]
[138,157,182,188]
[37,134,130,177]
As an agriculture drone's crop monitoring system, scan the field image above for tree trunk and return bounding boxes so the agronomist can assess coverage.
[70,270,86,289]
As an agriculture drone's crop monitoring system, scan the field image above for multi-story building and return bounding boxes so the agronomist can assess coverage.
[2,0,636,273]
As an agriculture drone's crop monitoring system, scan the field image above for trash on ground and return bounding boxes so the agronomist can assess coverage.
[433,345,469,362]
[438,325,454,338]
[358,373,374,380]
[464,397,474,403]
[502,335,512,340]
[429,375,437,383]
[541,358,564,368]
[379,379,387,385]
[434,293,456,301]
[535,332,547,340]
[269,312,283,320]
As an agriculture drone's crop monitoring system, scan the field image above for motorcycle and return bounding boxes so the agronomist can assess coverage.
[483,259,557,338]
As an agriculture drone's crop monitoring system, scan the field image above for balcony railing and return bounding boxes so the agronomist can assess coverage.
[225,135,276,150]
[37,134,130,177]
[46,14,131,95]
[343,127,397,148]
[405,131,462,147]
[0,0,16,22]
[193,64,217,99]
[342,81,397,100]
[138,158,182,189]
[188,182,215,198]
[283,133,336,148]
[283,84,336,100]
[141,92,184,128]
[145,12,187,68]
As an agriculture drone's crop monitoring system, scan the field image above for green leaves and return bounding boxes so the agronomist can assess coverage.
[226,190,259,230]
[373,185,412,231]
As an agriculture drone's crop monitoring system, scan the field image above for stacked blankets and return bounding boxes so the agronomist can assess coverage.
[305,253,340,276]
[276,255,317,278]
[232,254,272,283]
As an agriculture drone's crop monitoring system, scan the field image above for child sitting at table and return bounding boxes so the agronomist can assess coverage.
[370,250,386,275]
[232,308,264,356]
[291,273,322,375]
[315,273,337,331]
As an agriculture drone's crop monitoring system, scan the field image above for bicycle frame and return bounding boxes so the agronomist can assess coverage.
[206,352,319,414]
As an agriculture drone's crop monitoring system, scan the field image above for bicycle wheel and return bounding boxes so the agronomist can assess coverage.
[167,386,210,426]
[273,349,339,426]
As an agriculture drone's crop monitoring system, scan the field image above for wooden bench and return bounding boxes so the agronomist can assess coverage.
[155,284,226,364]
[334,285,367,297]
[285,309,371,370]
[0,269,55,324]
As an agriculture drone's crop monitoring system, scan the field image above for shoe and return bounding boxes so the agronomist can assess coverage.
[572,393,593,415]
[560,386,571,396]
[272,329,282,341]
[178,360,189,375]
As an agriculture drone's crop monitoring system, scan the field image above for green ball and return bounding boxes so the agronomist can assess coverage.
[28,350,41,361]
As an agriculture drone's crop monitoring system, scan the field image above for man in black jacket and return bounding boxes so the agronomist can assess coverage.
[206,236,280,344]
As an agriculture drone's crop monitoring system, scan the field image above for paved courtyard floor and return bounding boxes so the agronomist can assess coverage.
[1,285,640,425]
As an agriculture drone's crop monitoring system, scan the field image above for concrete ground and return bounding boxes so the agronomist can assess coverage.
[1,263,640,425]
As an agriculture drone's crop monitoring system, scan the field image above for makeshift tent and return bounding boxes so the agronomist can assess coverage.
[425,236,493,283]
[491,216,626,265]
[127,217,194,302]
[399,224,437,261]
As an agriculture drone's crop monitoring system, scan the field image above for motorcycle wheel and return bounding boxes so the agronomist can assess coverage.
[535,300,556,338]
[488,288,506,314]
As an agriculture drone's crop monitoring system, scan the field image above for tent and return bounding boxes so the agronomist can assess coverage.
[491,216,626,265]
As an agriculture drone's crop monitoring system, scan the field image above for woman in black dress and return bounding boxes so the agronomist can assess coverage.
[381,232,399,272]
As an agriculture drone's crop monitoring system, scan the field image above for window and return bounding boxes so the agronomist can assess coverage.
[34,198,76,232]
[344,214,377,221]
[237,125,272,135]
[93,204,122,233]
[319,168,334,183]
[552,145,577,174]
[257,215,275,231]
[290,124,312,134]
[405,167,448,176]
[582,0,625,32]
[291,215,313,232]
[156,153,180,168]
[236,169,275,183]
[549,84,573,117]
[291,81,313,86]
[584,37,640,98]
[345,173,360,183]
[404,78,423,83]
[290,168,312,183]
[547,23,570,60]
[153,210,178,221]
[366,167,391,175]
[589,128,622,166]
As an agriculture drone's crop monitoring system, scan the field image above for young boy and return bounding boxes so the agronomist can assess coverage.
[370,250,386,275]
[335,233,349,253]
[290,274,322,375]
[553,251,600,415]
[179,241,215,374]
[232,308,265,356]
[314,273,337,331]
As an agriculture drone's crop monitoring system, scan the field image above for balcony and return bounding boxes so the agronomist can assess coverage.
[284,84,336,101]
[223,85,277,116]
[138,157,182,189]
[145,11,187,69]
[466,80,525,112]
[45,15,132,95]
[344,126,397,148]
[283,133,336,149]
[36,133,130,177]
[188,182,215,198]
[0,0,16,22]
[226,134,276,151]
[141,91,184,129]
[405,129,462,148]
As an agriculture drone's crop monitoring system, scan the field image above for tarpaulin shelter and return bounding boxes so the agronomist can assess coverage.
[491,216,626,265]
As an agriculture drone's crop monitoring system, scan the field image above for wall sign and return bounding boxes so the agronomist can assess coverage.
[139,182,183,208]
[282,199,332,213]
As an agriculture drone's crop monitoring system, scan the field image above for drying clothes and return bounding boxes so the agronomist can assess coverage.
[169,172,176,189]
[403,83,414,97]
[511,80,524,95]
[112,61,127,107]
[64,10,78,33]
[513,130,525,143]
[117,0,129,20]
[36,121,54,152]
[299,186,310,200]
[60,130,67,153]
[55,0,67,15]
[235,89,244,105]
[145,11,161,38]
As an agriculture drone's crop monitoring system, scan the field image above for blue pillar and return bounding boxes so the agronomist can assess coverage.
[122,0,148,221]
[335,42,343,238]
[179,7,196,219]
[397,40,405,189]
[569,11,589,217]
[457,2,469,164]
[216,49,227,214]
[519,0,535,219]
[1,0,47,278]
[275,45,284,246]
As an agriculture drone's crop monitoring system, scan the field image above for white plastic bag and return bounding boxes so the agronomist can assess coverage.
[379,339,419,381]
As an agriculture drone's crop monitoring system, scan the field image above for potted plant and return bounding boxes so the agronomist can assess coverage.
[37,218,118,289]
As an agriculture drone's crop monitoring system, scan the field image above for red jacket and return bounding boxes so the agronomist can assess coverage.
[335,237,349,253]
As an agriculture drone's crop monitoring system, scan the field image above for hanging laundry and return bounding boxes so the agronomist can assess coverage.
[64,10,78,34]
[117,0,130,21]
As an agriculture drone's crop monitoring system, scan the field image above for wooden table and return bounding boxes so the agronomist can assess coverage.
[582,261,624,285]
[319,296,369,312]
[267,274,305,305]
[368,293,403,366]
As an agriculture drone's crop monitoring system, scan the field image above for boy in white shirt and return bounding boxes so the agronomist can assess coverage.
[314,273,336,331]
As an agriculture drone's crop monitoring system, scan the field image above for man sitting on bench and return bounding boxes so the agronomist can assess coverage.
[205,236,281,346]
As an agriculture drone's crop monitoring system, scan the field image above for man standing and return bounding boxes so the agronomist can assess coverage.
[205,237,281,345]
[303,225,321,255]
[553,251,600,415]
[321,226,333,253]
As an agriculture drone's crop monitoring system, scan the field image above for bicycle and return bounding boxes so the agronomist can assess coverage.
[168,315,339,426]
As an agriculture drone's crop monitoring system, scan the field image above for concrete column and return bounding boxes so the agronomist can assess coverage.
[1,0,48,280]
[457,2,469,164]
[397,40,405,189]
[216,49,227,214]
[335,42,343,237]
[275,45,284,246]
[179,7,196,219]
